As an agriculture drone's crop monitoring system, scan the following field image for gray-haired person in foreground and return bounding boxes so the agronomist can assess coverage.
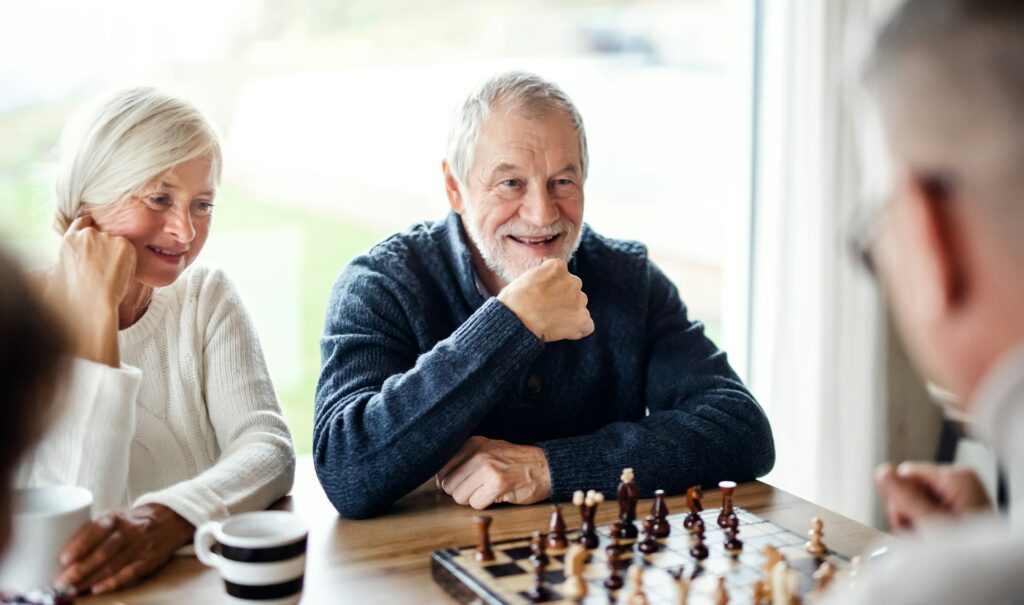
[825,0,1024,602]
[314,71,775,518]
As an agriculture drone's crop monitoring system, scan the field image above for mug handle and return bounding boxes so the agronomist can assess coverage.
[194,521,223,568]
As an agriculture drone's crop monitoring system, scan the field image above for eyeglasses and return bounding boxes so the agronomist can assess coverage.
[847,172,954,280]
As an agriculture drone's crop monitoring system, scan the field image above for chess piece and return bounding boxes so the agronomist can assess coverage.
[714,575,730,605]
[626,564,648,605]
[760,545,784,577]
[717,480,737,527]
[474,515,494,562]
[668,567,690,605]
[806,516,828,558]
[547,505,568,550]
[751,578,770,604]
[770,560,800,605]
[528,534,549,602]
[813,561,836,592]
[561,544,589,600]
[638,516,660,554]
[684,485,703,528]
[651,489,670,537]
[689,521,708,560]
[606,525,624,557]
[529,531,549,567]
[723,513,743,557]
[604,544,624,590]
[575,490,603,548]
[617,468,640,539]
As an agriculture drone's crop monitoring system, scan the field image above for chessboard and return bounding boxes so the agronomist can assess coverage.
[431,507,849,605]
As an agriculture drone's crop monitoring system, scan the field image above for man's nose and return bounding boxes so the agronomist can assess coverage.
[519,186,559,226]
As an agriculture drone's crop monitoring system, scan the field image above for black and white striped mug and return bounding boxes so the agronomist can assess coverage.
[195,511,308,604]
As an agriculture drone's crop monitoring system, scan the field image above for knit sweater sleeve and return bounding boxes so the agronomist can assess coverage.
[314,258,543,519]
[16,358,142,514]
[538,261,775,499]
[133,269,296,527]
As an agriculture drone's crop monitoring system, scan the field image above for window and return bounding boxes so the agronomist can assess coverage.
[0,0,757,454]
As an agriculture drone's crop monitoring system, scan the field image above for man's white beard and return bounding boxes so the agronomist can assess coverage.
[461,205,583,285]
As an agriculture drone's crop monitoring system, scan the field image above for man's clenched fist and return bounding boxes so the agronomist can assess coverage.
[497,258,594,342]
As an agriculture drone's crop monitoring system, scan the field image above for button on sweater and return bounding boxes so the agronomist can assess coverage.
[314,212,774,519]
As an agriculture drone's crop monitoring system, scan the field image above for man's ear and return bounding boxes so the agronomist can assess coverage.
[905,172,968,310]
[442,160,464,214]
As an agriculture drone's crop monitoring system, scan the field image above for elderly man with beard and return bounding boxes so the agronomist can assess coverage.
[314,72,774,519]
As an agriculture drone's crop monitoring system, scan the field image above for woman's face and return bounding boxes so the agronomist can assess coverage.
[85,154,216,288]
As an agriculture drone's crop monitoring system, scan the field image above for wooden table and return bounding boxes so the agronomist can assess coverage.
[82,457,891,604]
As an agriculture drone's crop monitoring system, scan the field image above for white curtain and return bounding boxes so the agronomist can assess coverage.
[749,0,897,526]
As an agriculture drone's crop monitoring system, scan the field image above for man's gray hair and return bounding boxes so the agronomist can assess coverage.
[446,71,588,184]
[864,0,1024,244]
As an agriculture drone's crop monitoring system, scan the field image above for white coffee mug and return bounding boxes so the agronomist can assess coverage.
[0,486,92,592]
[195,511,308,605]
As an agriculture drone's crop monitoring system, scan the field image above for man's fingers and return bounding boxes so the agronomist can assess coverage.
[895,461,945,487]
[59,516,116,567]
[448,460,486,504]
[467,482,501,510]
[437,437,485,482]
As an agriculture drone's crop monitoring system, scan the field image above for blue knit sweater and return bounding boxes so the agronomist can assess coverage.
[314,211,774,519]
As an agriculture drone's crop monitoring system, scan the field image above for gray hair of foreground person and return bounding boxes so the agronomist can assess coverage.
[52,86,223,234]
[0,248,67,547]
[446,71,589,184]
[864,0,1024,255]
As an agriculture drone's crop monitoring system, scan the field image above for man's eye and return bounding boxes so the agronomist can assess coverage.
[555,179,573,186]
[500,179,521,188]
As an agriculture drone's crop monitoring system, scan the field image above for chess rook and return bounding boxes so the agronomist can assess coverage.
[546,505,567,550]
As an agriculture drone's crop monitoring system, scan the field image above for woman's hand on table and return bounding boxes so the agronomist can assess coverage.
[54,503,194,595]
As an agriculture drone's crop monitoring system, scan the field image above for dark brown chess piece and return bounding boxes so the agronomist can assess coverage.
[616,467,640,539]
[717,480,737,527]
[684,485,703,529]
[474,515,495,562]
[530,531,550,567]
[604,545,625,590]
[651,489,670,538]
[724,513,743,558]
[529,533,549,601]
[547,504,568,549]
[638,515,660,554]
[689,521,708,560]
[606,523,624,557]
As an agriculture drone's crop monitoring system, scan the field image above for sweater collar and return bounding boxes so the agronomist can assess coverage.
[970,340,1024,525]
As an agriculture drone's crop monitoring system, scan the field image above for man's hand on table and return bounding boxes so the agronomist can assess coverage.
[436,436,552,509]
[497,258,594,342]
[55,503,194,595]
[875,461,993,531]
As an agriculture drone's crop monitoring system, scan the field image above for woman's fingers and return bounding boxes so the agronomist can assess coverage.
[67,213,95,233]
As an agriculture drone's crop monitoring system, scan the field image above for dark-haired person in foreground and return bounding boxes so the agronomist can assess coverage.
[314,71,775,519]
[0,247,67,547]
[824,1,1024,602]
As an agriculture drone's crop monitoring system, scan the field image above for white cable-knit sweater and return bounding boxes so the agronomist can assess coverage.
[17,265,296,527]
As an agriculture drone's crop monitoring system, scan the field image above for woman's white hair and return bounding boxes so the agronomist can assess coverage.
[446,71,588,185]
[53,86,222,233]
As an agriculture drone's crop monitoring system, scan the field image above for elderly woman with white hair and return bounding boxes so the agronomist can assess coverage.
[18,87,295,594]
